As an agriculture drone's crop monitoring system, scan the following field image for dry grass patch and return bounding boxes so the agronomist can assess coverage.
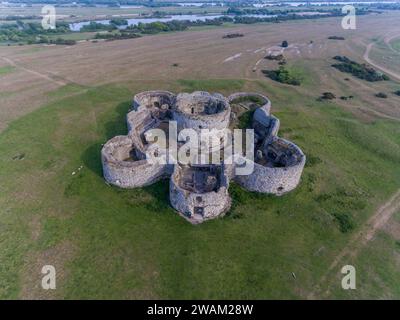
[19,241,75,300]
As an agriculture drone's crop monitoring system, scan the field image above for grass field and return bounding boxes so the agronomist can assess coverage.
[391,39,400,52]
[0,12,400,299]
[47,32,97,41]
[0,76,399,299]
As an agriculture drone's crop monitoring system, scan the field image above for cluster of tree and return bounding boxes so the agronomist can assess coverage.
[4,0,180,7]
[30,36,76,45]
[80,19,138,32]
[80,21,117,32]
[226,6,373,16]
[373,3,400,10]
[125,17,229,34]
[0,20,70,43]
[262,66,301,86]
[375,92,388,98]
[75,11,367,39]
[318,92,355,101]
[227,6,373,24]
[320,92,336,100]
[227,7,335,16]
[222,33,244,39]
[0,4,376,46]
[264,53,287,65]
[109,18,128,26]
[146,11,170,18]
[265,54,284,61]
[328,36,345,40]
[0,15,41,21]
[94,31,140,41]
[339,95,354,100]
[332,56,390,82]
[232,12,341,25]
[127,21,188,34]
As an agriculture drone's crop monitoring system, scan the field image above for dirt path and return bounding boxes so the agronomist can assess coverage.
[362,190,400,242]
[363,39,400,82]
[1,56,67,86]
[384,34,400,53]
[309,189,400,299]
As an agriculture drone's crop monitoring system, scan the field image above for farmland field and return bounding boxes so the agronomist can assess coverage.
[0,9,400,299]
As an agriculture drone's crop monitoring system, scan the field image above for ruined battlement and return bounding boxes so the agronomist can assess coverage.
[133,90,176,111]
[173,91,231,132]
[235,136,305,195]
[101,135,170,188]
[170,164,231,223]
[228,92,271,115]
[102,90,305,224]
[175,92,228,116]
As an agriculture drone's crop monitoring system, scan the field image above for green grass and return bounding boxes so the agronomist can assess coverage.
[237,110,254,129]
[177,79,245,92]
[391,39,400,52]
[0,78,399,299]
[327,231,400,299]
[262,62,312,87]
[47,84,88,99]
[369,37,400,76]
[286,61,317,88]
[47,32,97,41]
[0,65,15,76]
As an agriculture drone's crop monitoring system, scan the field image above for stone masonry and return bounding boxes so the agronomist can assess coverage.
[101,91,306,224]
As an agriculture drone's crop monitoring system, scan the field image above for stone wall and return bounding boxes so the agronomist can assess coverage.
[169,164,231,223]
[235,137,306,195]
[253,108,280,141]
[227,92,271,114]
[127,108,154,134]
[173,92,231,131]
[101,135,169,188]
[102,90,306,223]
[133,90,176,111]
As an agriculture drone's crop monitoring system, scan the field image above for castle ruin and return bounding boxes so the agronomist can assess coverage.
[101,90,306,224]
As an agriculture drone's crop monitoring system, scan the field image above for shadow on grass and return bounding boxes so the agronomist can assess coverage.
[141,179,172,212]
[80,144,173,213]
[104,101,132,140]
[80,101,173,211]
[81,101,131,178]
[225,182,273,220]
[81,143,103,178]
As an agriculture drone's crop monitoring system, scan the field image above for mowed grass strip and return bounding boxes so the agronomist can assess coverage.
[0,79,399,299]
